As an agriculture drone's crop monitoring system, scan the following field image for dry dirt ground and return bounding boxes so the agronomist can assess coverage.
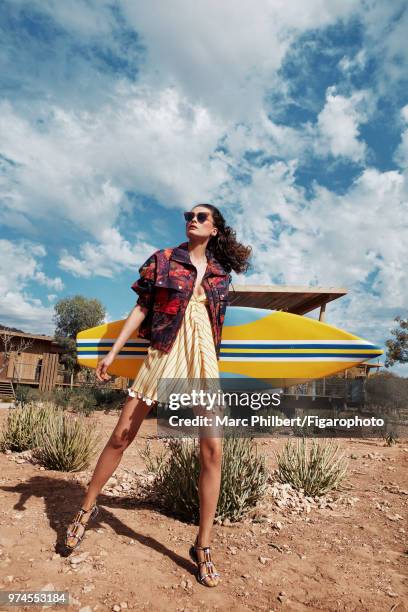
[0,408,407,612]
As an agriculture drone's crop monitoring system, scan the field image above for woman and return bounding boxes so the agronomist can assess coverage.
[64,203,252,587]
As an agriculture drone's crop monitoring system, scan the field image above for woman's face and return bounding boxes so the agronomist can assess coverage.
[185,206,217,240]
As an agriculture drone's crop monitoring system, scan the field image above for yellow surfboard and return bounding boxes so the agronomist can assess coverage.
[76,307,383,386]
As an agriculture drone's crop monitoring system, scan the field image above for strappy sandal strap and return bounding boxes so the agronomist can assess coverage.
[190,538,220,584]
[197,559,220,582]
[65,505,98,549]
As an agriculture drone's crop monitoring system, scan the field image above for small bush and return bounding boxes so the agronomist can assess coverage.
[34,409,99,471]
[71,389,98,416]
[14,385,44,407]
[49,387,74,410]
[138,439,169,474]
[15,384,125,414]
[275,438,349,497]
[92,386,123,408]
[146,435,269,523]
[384,431,399,446]
[0,401,55,452]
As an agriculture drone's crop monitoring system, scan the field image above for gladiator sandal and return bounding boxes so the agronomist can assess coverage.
[189,535,220,587]
[64,505,99,551]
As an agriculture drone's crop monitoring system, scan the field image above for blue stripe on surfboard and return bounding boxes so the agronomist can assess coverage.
[77,342,378,351]
[78,350,147,359]
[79,353,147,358]
[78,351,379,360]
[77,341,149,347]
[221,343,380,350]
[77,348,379,357]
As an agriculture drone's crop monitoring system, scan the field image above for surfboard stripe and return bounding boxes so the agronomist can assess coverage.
[77,340,149,346]
[78,353,148,359]
[78,351,147,356]
[221,342,379,349]
[220,356,372,362]
[220,339,373,344]
[77,341,379,349]
[79,350,379,361]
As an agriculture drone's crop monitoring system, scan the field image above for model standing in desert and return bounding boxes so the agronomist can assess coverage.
[64,203,252,587]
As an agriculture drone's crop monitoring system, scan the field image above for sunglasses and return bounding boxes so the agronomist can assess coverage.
[184,211,210,224]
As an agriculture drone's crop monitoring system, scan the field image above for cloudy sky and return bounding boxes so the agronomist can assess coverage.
[0,0,407,374]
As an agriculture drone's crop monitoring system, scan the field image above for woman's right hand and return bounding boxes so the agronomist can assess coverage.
[96,351,116,382]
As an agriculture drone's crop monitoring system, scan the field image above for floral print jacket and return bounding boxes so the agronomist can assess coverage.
[131,241,232,360]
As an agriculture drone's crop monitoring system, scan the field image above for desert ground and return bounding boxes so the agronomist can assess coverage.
[0,407,407,612]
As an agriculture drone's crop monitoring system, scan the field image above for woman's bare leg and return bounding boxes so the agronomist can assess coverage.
[80,395,154,511]
[65,394,153,548]
[193,420,223,586]
[197,435,222,545]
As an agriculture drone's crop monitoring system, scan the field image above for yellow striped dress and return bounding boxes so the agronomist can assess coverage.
[127,292,222,410]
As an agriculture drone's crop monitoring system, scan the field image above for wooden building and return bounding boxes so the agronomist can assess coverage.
[0,327,127,400]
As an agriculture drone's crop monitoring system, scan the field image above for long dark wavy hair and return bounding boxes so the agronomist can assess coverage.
[192,203,252,274]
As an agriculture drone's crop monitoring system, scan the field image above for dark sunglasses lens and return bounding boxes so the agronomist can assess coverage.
[184,212,194,222]
[197,213,208,222]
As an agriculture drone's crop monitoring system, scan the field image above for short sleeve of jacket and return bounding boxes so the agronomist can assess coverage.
[131,252,157,310]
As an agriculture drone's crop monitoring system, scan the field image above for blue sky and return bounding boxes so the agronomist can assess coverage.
[0,0,407,375]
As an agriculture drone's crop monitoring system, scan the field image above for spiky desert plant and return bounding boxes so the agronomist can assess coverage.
[0,401,56,452]
[275,438,349,497]
[384,431,399,446]
[216,434,269,522]
[34,409,99,471]
[150,435,269,523]
[138,439,169,474]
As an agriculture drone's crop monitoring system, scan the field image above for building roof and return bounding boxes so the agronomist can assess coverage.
[0,329,55,342]
[228,285,348,315]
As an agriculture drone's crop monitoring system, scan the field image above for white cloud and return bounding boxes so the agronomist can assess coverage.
[359,0,408,96]
[33,271,64,291]
[58,227,158,279]
[227,164,407,358]
[118,0,363,123]
[311,86,374,162]
[0,239,60,334]
[338,49,367,75]
[394,104,408,169]
[241,166,407,297]
[0,87,229,240]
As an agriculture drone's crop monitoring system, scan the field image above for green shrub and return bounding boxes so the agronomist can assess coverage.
[34,409,99,471]
[144,435,269,523]
[275,438,349,497]
[92,386,123,407]
[71,389,98,416]
[14,384,31,407]
[14,385,44,407]
[49,387,74,409]
[138,439,169,474]
[50,386,123,414]
[384,431,399,446]
[13,385,120,413]
[0,401,55,452]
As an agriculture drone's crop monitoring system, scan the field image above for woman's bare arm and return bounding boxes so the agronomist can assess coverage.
[110,304,148,357]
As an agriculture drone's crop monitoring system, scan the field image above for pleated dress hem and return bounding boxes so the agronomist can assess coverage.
[127,388,166,407]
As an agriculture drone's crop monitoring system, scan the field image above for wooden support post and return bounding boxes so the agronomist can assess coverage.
[319,302,327,322]
[39,353,59,392]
